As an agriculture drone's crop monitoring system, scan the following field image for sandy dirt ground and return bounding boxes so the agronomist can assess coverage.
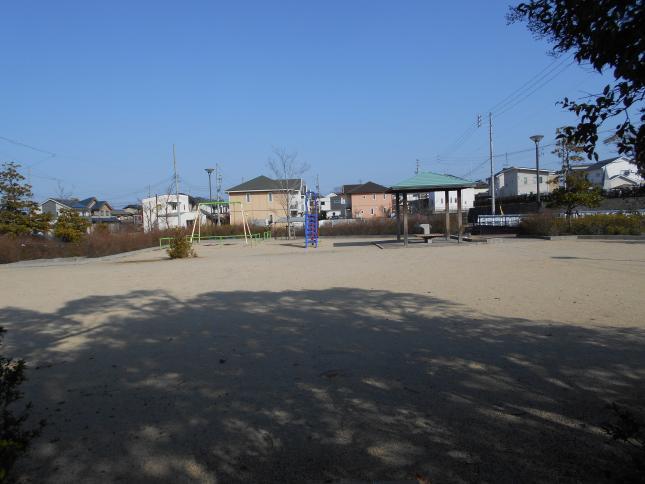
[0,237,644,483]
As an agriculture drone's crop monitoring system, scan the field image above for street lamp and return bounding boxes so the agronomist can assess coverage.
[530,134,544,209]
[205,168,215,220]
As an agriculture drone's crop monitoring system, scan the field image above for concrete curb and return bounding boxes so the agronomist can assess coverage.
[1,246,164,268]
[517,234,644,241]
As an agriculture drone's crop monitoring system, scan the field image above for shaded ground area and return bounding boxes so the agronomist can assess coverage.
[2,286,644,483]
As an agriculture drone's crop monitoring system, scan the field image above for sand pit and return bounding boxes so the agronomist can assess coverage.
[1,237,644,483]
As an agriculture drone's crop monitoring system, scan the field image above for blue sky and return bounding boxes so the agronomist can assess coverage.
[1,1,616,205]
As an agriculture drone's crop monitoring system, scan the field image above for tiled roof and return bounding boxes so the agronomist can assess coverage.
[390,172,475,191]
[346,181,389,194]
[227,175,302,192]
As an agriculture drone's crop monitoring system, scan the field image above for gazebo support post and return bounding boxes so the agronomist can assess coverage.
[457,188,462,243]
[444,189,450,240]
[395,192,401,241]
[403,195,409,247]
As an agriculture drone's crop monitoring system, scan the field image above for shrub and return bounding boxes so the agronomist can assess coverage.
[519,213,644,236]
[0,327,44,481]
[167,231,196,259]
[54,209,90,242]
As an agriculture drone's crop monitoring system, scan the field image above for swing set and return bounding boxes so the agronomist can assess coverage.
[159,201,270,248]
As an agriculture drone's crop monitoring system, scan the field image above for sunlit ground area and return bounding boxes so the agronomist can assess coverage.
[1,237,644,483]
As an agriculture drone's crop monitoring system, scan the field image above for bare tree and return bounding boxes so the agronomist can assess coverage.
[139,196,157,232]
[56,181,74,200]
[267,147,309,239]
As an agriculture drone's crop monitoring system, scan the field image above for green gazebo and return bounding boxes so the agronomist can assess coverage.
[389,172,476,246]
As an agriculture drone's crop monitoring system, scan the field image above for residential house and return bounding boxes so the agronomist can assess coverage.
[570,156,643,190]
[111,204,143,225]
[494,167,558,198]
[473,180,489,196]
[427,188,476,213]
[320,192,348,218]
[319,193,334,216]
[41,197,115,223]
[346,182,393,219]
[141,194,206,232]
[226,175,306,226]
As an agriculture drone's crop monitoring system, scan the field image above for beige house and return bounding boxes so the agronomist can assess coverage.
[346,182,393,218]
[226,175,306,226]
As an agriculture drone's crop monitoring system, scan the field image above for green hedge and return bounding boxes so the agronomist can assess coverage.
[519,213,644,236]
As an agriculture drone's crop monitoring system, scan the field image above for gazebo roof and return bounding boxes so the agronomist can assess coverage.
[389,171,476,192]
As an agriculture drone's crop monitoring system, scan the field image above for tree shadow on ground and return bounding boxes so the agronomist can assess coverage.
[1,288,644,483]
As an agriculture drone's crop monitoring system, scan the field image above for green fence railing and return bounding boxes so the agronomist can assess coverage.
[159,231,272,249]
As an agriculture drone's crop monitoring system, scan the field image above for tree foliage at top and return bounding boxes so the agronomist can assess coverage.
[508,0,644,175]
[0,162,51,235]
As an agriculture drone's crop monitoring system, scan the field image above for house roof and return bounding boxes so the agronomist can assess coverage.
[346,181,389,194]
[49,198,77,208]
[586,156,630,170]
[93,200,113,210]
[74,197,97,209]
[495,166,555,176]
[341,184,361,194]
[390,172,475,192]
[226,175,302,192]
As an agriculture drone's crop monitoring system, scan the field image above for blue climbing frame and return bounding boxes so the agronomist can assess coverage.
[304,191,319,248]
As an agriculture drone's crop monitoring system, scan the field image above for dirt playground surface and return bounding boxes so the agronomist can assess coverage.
[1,237,644,483]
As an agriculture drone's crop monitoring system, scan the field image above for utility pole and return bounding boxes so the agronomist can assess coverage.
[530,134,544,210]
[489,112,495,215]
[205,167,215,223]
[415,159,420,175]
[173,144,181,228]
[216,165,222,225]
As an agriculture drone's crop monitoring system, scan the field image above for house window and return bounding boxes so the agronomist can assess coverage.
[245,193,251,203]
[440,198,443,204]
[370,208,374,215]
[523,177,528,184]
[268,193,273,202]
[383,194,386,199]
[383,207,387,213]
[340,197,345,204]
[372,194,376,200]
[362,195,366,199]
[360,210,364,214]
[539,176,543,183]
[623,170,630,176]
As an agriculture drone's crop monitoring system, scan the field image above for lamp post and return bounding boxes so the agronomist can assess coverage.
[530,134,544,210]
[205,168,214,221]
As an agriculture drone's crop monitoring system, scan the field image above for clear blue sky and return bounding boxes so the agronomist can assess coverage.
[1,1,616,205]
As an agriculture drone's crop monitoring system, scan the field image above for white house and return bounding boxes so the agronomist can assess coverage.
[570,156,643,190]
[319,192,342,218]
[494,167,558,198]
[427,188,476,213]
[141,194,206,232]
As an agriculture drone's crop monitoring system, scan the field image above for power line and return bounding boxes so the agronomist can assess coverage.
[438,54,575,160]
[0,135,57,158]
[487,55,573,115]
[494,60,575,118]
